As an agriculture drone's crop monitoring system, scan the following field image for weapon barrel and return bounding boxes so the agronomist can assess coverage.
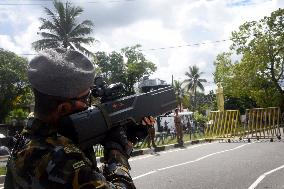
[103,86,177,125]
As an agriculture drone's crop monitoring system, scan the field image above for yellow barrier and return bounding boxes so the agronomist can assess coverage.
[205,110,241,139]
[205,107,282,141]
[243,107,281,141]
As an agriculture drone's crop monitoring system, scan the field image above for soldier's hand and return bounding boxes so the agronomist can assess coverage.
[126,116,156,145]
[141,116,156,126]
[102,126,133,168]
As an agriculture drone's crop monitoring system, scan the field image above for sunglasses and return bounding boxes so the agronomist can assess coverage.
[69,91,91,105]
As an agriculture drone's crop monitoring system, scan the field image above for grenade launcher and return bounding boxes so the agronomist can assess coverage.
[59,80,177,151]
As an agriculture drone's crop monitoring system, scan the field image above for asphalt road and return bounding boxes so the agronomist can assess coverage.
[130,141,284,189]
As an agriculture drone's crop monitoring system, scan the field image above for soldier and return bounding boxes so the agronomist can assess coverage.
[4,49,150,189]
[145,117,157,149]
[174,108,184,146]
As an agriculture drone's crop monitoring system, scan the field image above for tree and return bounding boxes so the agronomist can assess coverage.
[183,65,207,111]
[32,0,95,56]
[231,8,284,109]
[0,49,30,123]
[224,97,256,115]
[122,45,157,94]
[94,51,111,83]
[213,52,234,85]
[213,52,269,109]
[94,51,126,84]
[173,80,187,111]
[95,45,157,95]
[182,91,216,114]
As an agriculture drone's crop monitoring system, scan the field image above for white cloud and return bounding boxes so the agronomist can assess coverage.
[0,20,40,55]
[0,35,22,53]
[0,0,283,94]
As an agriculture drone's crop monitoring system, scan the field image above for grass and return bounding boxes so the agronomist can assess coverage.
[94,132,205,157]
[131,132,205,149]
[0,166,6,175]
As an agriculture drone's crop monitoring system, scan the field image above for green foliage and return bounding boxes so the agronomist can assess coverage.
[95,45,157,94]
[181,94,190,109]
[213,52,278,109]
[193,111,207,124]
[0,167,6,175]
[6,108,29,123]
[173,80,188,110]
[230,8,284,108]
[183,65,207,111]
[213,52,235,84]
[0,49,30,123]
[122,45,157,94]
[94,51,125,85]
[32,0,95,56]
[192,91,216,113]
[224,96,256,114]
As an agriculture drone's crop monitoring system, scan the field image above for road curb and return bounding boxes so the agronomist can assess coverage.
[96,138,215,163]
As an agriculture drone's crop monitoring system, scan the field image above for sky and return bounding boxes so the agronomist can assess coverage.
[0,0,284,93]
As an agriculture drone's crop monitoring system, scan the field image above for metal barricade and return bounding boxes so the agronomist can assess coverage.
[205,107,282,142]
[205,110,241,140]
[242,107,281,142]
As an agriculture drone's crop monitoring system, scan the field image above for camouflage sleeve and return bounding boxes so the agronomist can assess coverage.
[103,163,136,189]
[42,145,108,188]
[102,149,136,189]
[45,145,134,189]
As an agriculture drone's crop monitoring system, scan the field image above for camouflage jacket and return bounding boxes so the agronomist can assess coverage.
[174,115,182,127]
[5,118,135,189]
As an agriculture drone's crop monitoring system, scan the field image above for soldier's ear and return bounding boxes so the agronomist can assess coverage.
[57,102,72,116]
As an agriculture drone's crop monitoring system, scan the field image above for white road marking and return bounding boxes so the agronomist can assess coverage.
[132,170,157,180]
[130,143,212,162]
[248,164,284,189]
[133,143,251,180]
[129,155,152,161]
[160,143,213,154]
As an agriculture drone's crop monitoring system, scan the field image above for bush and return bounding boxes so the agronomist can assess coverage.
[6,108,29,124]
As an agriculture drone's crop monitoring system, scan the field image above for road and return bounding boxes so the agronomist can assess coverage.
[1,141,283,189]
[130,141,284,189]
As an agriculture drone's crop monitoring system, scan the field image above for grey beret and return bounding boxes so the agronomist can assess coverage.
[28,48,95,98]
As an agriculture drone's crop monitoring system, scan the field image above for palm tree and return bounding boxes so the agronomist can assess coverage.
[183,65,207,111]
[32,0,95,56]
[173,80,187,111]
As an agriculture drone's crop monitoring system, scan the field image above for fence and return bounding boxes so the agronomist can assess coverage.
[93,132,176,157]
[205,110,241,139]
[93,130,204,157]
[242,107,281,141]
[205,107,282,142]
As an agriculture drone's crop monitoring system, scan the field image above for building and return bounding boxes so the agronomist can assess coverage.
[139,77,169,93]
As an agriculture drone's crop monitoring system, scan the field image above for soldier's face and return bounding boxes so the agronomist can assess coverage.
[54,89,91,120]
[69,90,91,110]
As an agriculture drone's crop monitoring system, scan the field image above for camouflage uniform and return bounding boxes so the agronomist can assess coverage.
[146,126,156,148]
[174,115,183,145]
[5,118,135,189]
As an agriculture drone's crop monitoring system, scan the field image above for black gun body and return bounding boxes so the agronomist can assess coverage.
[60,86,177,150]
[106,86,176,125]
